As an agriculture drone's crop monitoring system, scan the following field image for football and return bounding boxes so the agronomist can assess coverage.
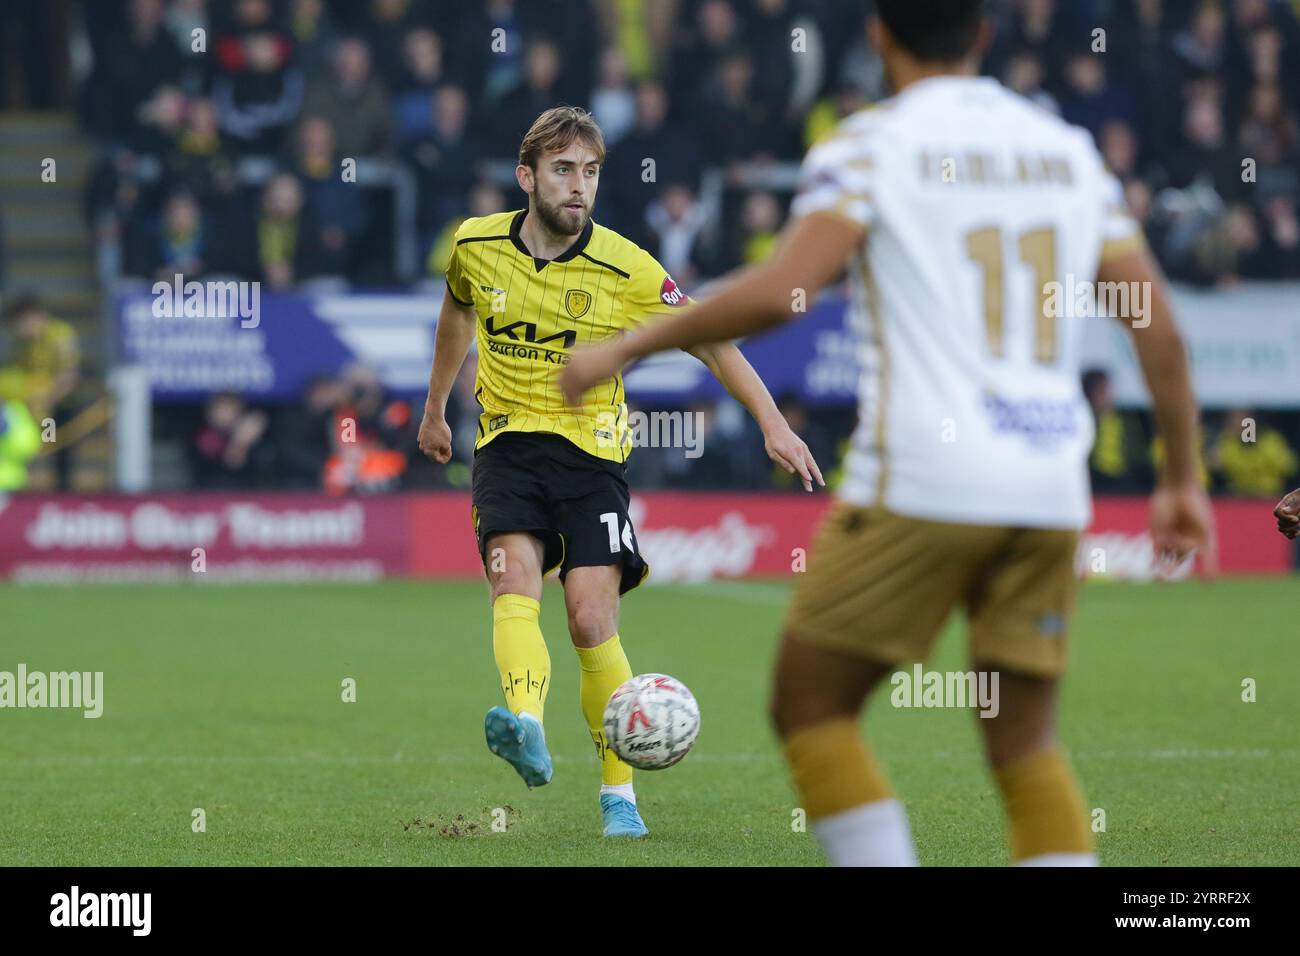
[602,674,701,770]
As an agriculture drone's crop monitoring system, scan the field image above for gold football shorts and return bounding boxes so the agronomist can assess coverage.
[783,502,1080,677]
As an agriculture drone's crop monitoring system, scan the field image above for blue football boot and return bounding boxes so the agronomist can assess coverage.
[484,707,553,788]
[600,793,649,838]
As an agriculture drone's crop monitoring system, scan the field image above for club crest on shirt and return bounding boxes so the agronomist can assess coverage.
[660,274,689,306]
[564,289,592,318]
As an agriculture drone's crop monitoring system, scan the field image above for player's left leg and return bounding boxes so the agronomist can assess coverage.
[967,526,1094,866]
[970,664,1094,866]
[562,565,646,838]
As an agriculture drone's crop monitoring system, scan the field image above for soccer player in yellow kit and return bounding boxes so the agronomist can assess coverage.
[417,106,822,838]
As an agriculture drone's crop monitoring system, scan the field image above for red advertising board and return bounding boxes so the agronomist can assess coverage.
[0,492,1291,582]
[0,494,412,583]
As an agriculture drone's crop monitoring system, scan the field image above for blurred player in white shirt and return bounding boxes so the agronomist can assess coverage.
[562,0,1213,866]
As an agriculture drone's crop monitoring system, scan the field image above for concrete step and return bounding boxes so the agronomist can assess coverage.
[5,232,94,256]
[2,196,91,220]
[0,152,92,181]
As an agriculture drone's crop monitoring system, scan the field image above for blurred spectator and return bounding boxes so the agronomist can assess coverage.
[1082,369,1150,493]
[132,83,188,154]
[601,81,704,245]
[1238,82,1300,196]
[405,86,482,252]
[242,173,331,288]
[1166,93,1245,201]
[591,48,637,147]
[191,392,271,488]
[668,0,744,125]
[288,117,368,276]
[1209,408,1298,497]
[736,190,782,266]
[644,184,710,288]
[324,365,412,495]
[363,0,428,91]
[162,98,239,209]
[148,191,210,280]
[427,181,508,276]
[805,83,873,149]
[1000,50,1059,115]
[694,51,774,172]
[275,374,345,488]
[288,0,342,79]
[211,0,304,155]
[0,293,80,428]
[1174,1,1227,76]
[491,38,567,156]
[1098,120,1142,181]
[1192,202,1274,284]
[84,0,183,143]
[300,36,394,157]
[1057,50,1138,140]
[0,396,42,492]
[393,28,450,142]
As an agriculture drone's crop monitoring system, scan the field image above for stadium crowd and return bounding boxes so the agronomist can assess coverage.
[2,0,1298,495]
[75,0,1300,288]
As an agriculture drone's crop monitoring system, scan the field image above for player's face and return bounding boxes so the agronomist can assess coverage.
[527,142,600,237]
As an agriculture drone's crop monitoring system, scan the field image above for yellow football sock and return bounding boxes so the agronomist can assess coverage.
[782,718,892,820]
[492,594,550,722]
[576,634,634,786]
[993,747,1093,861]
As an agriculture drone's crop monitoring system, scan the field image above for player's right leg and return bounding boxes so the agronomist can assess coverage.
[471,434,567,789]
[481,531,555,787]
[774,503,977,866]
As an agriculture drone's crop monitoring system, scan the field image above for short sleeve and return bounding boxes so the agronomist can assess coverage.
[789,124,878,232]
[1097,165,1146,264]
[621,249,692,327]
[443,224,474,307]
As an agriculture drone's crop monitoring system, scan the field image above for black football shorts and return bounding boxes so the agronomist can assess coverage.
[470,432,649,594]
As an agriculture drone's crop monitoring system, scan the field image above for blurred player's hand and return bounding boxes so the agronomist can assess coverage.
[418,412,453,464]
[560,343,624,407]
[763,418,824,492]
[1149,484,1217,578]
[1274,487,1300,539]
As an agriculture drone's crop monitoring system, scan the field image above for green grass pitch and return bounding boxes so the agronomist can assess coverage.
[1,577,1295,866]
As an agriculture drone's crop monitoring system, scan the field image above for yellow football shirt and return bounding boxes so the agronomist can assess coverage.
[444,208,692,463]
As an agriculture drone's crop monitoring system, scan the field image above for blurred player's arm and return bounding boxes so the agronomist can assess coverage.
[1274,488,1300,538]
[1099,247,1216,569]
[686,341,825,491]
[560,211,862,401]
[418,292,477,464]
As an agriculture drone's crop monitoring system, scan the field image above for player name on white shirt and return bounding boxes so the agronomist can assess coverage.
[792,76,1142,529]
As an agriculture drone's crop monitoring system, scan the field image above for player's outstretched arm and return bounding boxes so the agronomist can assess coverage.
[559,211,863,405]
[687,341,825,491]
[1099,248,1217,575]
[418,293,477,464]
[1274,488,1300,539]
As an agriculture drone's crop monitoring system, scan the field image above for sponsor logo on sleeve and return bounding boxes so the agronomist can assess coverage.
[659,275,689,307]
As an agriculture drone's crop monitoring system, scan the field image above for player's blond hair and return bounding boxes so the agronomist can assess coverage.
[518,106,606,170]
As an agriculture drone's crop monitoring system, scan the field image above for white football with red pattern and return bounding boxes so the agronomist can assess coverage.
[603,673,701,770]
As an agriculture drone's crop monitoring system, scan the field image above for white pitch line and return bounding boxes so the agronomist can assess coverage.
[0,749,1292,769]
